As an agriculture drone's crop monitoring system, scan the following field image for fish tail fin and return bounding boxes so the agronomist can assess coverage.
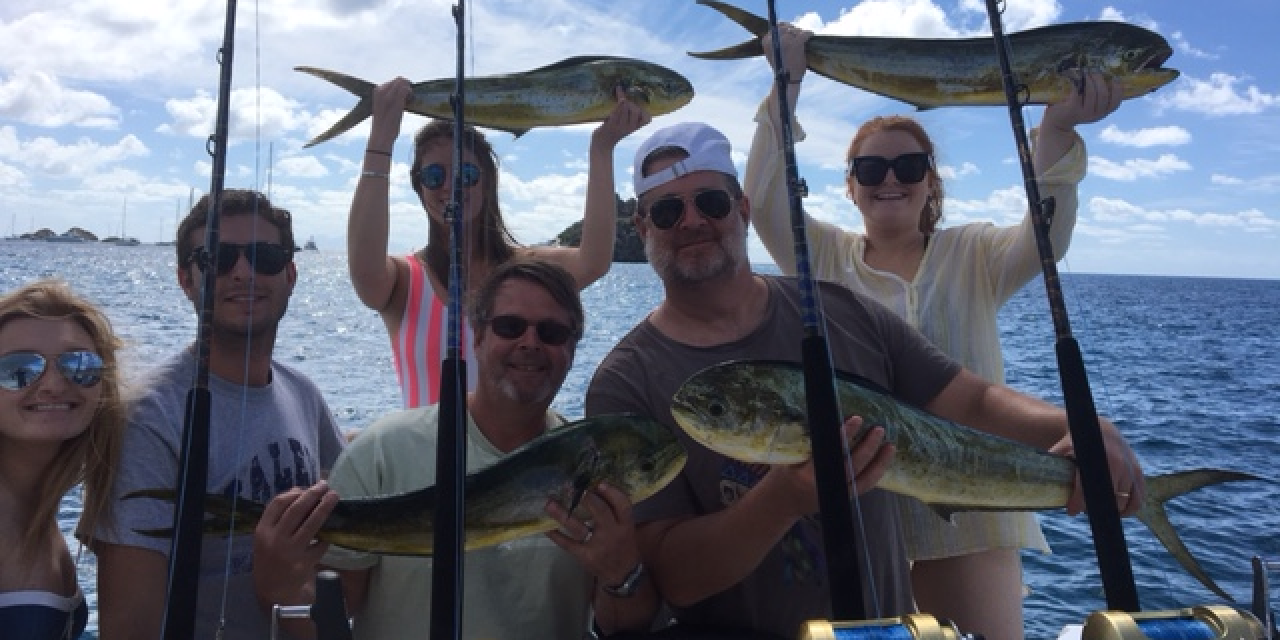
[294,66,375,148]
[1137,469,1262,601]
[688,0,767,60]
[122,490,262,537]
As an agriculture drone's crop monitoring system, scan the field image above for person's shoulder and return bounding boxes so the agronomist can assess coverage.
[357,405,439,443]
[268,358,328,396]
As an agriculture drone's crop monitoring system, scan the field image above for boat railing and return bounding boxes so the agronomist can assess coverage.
[270,570,352,640]
[1254,555,1279,640]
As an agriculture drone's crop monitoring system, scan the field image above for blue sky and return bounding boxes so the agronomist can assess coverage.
[2,0,1277,279]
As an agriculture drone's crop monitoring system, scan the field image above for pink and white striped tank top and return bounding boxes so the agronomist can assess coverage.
[391,253,478,408]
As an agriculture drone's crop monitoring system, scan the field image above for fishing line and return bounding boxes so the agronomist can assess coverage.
[762,0,880,621]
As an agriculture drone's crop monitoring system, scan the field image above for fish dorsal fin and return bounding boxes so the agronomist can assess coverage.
[524,55,634,74]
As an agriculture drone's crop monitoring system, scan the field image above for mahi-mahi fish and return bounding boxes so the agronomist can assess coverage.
[129,413,686,555]
[671,359,1260,601]
[297,55,694,147]
[690,0,1179,108]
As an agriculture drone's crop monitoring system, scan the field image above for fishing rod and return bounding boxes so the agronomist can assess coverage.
[160,0,238,637]
[764,0,867,621]
[982,0,1140,612]
[429,0,469,638]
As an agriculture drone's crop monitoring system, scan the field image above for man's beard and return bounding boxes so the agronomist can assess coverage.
[644,224,747,286]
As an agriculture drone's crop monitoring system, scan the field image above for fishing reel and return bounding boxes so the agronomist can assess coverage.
[1079,605,1265,640]
[798,613,967,640]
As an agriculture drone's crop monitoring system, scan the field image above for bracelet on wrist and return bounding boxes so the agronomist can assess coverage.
[365,148,392,156]
[361,170,390,179]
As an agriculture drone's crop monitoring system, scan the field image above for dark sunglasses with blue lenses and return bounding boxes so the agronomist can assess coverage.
[849,152,932,187]
[417,162,482,191]
[188,242,292,276]
[0,350,105,391]
[645,189,736,231]
[489,314,575,347]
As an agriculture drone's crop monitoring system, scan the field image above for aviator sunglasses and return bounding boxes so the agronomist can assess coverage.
[488,314,575,347]
[0,350,105,391]
[849,152,932,187]
[644,189,736,231]
[188,242,292,277]
[417,162,482,191]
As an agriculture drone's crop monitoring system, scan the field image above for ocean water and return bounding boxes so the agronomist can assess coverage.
[3,241,1277,639]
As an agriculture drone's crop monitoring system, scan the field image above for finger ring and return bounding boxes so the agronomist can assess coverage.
[1116,491,1130,499]
[581,521,595,544]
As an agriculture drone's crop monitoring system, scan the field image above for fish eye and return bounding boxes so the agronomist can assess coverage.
[708,403,726,418]
[641,459,655,472]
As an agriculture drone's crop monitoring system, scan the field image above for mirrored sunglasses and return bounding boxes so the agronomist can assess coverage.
[489,314,574,347]
[417,162,481,191]
[644,189,736,231]
[0,350,105,391]
[849,152,932,187]
[188,242,292,276]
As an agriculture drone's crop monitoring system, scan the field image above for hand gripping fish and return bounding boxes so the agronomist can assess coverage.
[296,55,694,147]
[691,0,1179,108]
[671,359,1262,601]
[127,413,686,555]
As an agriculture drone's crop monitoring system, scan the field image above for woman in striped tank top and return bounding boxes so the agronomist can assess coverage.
[348,77,651,408]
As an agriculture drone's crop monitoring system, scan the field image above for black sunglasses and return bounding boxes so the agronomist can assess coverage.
[417,162,481,191]
[849,152,932,187]
[644,189,736,231]
[489,314,575,347]
[188,242,292,276]
[0,350,105,391]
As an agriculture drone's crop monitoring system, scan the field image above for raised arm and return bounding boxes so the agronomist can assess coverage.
[348,78,412,314]
[532,87,650,289]
[745,23,813,272]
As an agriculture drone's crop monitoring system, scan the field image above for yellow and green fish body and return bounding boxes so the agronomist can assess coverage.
[129,413,686,555]
[671,359,1259,601]
[692,0,1178,109]
[298,55,694,146]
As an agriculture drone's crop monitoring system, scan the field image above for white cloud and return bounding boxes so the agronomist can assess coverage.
[1210,173,1280,192]
[1096,7,1159,32]
[1089,154,1190,181]
[159,87,307,142]
[1089,196,1277,231]
[822,0,963,38]
[0,130,148,179]
[1098,125,1190,148]
[947,185,1028,226]
[1171,31,1218,60]
[1157,73,1279,116]
[277,155,330,179]
[937,161,980,181]
[959,0,1061,31]
[0,71,118,128]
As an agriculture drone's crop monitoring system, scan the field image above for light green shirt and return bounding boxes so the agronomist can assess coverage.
[322,405,593,639]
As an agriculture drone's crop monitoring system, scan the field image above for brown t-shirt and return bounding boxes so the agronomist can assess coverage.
[586,275,960,638]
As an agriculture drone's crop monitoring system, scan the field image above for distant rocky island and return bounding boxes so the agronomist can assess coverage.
[549,195,646,263]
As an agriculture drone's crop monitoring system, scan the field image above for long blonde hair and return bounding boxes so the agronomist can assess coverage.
[0,279,126,554]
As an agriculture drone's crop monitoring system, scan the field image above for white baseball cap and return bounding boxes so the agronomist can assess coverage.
[633,122,737,196]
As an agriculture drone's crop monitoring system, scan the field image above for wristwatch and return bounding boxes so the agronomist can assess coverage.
[602,562,646,598]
